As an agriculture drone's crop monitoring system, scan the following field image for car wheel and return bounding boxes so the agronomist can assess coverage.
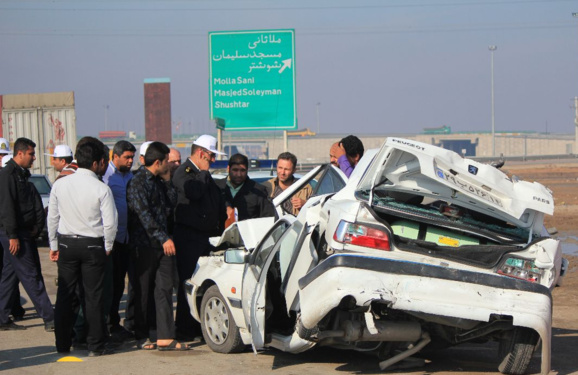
[200,285,245,353]
[497,327,539,375]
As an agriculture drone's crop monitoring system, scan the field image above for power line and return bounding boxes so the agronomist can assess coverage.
[0,0,575,12]
[0,23,573,37]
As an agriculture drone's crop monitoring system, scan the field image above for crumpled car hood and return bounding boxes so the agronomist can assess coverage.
[357,137,554,229]
[210,217,275,250]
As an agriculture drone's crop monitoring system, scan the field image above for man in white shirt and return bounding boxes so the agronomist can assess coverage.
[48,137,118,356]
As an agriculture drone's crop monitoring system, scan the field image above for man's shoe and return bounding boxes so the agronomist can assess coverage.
[12,314,25,322]
[0,321,26,331]
[110,326,134,343]
[175,331,198,341]
[123,320,134,333]
[88,348,115,357]
[11,307,25,321]
[44,320,55,332]
[72,340,87,350]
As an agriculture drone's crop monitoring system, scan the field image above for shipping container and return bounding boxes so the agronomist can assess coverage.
[1,91,77,182]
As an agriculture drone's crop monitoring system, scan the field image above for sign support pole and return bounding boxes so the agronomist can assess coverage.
[217,128,223,160]
[283,130,288,153]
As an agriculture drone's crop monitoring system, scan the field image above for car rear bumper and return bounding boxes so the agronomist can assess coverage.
[298,254,552,375]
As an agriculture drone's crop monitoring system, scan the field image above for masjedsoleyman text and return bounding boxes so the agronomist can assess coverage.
[213,76,283,109]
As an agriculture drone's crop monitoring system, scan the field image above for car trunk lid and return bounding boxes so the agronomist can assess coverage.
[356,137,553,232]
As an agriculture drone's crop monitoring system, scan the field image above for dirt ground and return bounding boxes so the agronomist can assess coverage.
[1,159,577,375]
[502,160,578,374]
[502,160,578,233]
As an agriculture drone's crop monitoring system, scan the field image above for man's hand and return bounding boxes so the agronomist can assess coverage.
[49,250,59,262]
[197,155,211,171]
[163,239,176,256]
[291,196,306,210]
[226,206,235,219]
[160,168,171,181]
[224,206,236,229]
[9,239,20,255]
[330,142,346,159]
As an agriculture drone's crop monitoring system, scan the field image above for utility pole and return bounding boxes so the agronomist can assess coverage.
[489,45,497,157]
[104,104,109,131]
[572,13,578,155]
[574,97,578,153]
[316,102,321,134]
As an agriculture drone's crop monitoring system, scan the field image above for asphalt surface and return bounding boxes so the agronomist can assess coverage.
[0,246,574,375]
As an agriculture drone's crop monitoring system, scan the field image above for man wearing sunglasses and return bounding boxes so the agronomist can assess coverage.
[172,134,227,341]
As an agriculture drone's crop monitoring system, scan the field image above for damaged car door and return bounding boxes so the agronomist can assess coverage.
[241,218,294,351]
[242,163,348,352]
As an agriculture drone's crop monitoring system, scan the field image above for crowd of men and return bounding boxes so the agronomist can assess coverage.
[0,133,363,356]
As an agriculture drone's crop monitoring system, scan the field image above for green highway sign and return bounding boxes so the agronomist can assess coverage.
[209,29,297,131]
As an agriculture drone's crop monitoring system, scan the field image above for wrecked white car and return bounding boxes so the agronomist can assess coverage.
[185,137,566,375]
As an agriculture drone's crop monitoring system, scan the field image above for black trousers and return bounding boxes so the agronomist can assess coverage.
[54,236,107,352]
[0,242,24,318]
[0,229,54,325]
[174,224,212,338]
[108,241,134,329]
[133,246,175,341]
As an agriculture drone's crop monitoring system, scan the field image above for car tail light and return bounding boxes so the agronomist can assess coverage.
[333,220,391,251]
[497,257,542,283]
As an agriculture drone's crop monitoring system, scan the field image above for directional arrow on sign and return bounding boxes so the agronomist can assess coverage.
[279,59,292,74]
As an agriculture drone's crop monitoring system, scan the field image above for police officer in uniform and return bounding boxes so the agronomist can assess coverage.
[172,135,226,340]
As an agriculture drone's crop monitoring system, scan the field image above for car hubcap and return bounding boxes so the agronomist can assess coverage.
[204,296,229,344]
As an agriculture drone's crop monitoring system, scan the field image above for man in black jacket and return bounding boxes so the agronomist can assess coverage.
[172,135,227,340]
[0,139,25,322]
[216,153,275,222]
[127,141,187,350]
[0,138,54,331]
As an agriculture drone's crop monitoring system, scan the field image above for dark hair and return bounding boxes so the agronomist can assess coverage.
[144,141,169,166]
[277,152,297,169]
[13,138,36,154]
[191,143,208,155]
[76,138,106,169]
[75,136,100,159]
[103,145,110,163]
[112,140,136,157]
[340,135,364,159]
[228,153,248,168]
[56,156,73,164]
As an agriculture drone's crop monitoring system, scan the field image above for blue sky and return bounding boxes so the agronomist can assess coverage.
[1,0,577,137]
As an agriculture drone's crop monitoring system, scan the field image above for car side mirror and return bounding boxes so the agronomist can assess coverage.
[224,248,249,264]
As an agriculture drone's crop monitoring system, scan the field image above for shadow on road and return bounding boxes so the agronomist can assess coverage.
[257,328,578,375]
[262,344,503,374]
[551,327,578,375]
[0,345,61,371]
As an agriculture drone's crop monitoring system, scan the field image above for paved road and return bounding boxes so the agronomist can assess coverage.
[0,246,573,375]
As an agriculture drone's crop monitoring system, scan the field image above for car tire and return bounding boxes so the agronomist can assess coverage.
[497,327,539,375]
[200,285,245,353]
